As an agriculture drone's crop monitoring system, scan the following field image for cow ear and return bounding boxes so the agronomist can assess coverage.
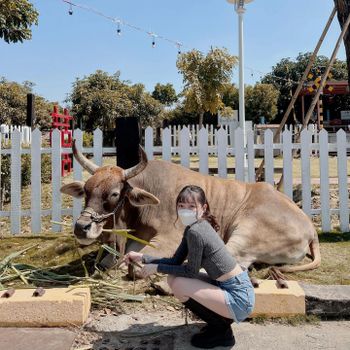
[126,187,160,206]
[60,181,85,198]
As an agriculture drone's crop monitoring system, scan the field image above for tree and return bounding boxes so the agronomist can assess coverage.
[0,0,39,44]
[245,84,279,124]
[335,0,350,85]
[222,83,239,110]
[177,48,237,128]
[262,53,348,122]
[68,70,163,131]
[0,78,54,128]
[152,83,178,106]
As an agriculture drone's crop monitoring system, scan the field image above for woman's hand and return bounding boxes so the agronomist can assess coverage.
[122,251,143,265]
[140,264,158,278]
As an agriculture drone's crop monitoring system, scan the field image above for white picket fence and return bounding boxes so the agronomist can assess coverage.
[0,126,349,234]
[0,124,32,145]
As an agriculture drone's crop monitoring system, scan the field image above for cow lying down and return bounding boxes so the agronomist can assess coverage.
[61,142,321,277]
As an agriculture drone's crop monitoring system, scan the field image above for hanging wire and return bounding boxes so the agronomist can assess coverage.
[61,0,191,51]
[60,0,321,86]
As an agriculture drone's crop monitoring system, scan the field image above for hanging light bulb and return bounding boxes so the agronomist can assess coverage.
[116,20,121,36]
[68,3,73,15]
[176,42,182,55]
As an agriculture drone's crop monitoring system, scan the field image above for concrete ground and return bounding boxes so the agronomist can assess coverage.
[73,311,350,350]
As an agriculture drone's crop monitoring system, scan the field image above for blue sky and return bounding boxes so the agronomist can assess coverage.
[0,0,345,104]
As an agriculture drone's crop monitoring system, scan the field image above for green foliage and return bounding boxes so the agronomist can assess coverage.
[68,70,163,130]
[0,78,55,129]
[262,53,349,121]
[245,84,279,123]
[83,132,94,147]
[152,83,178,106]
[222,83,239,110]
[0,0,39,44]
[177,48,237,127]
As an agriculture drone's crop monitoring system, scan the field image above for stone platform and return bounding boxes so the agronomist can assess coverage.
[301,283,350,317]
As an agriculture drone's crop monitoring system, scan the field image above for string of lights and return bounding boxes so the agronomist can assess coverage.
[61,0,184,53]
[60,0,331,87]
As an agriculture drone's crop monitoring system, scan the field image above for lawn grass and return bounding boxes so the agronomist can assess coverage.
[249,232,350,285]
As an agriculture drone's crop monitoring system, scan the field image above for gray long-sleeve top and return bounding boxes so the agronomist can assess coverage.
[142,219,237,279]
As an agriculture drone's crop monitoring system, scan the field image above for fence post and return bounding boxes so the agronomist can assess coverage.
[336,129,349,232]
[52,129,62,232]
[10,129,21,234]
[145,126,154,160]
[282,129,293,199]
[301,129,312,217]
[264,129,274,185]
[247,129,255,183]
[31,129,42,233]
[180,126,190,168]
[319,129,330,232]
[217,127,227,178]
[73,129,83,223]
[234,127,244,181]
[93,128,103,167]
[198,127,209,175]
[162,127,171,161]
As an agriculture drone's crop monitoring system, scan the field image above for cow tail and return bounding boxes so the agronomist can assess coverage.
[278,231,321,273]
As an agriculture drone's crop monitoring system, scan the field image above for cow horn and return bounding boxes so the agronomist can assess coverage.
[72,139,99,175]
[123,146,148,180]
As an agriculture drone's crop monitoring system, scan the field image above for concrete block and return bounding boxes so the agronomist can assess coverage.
[249,280,305,318]
[0,287,90,327]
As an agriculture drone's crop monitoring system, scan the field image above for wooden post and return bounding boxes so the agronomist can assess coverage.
[301,95,305,125]
[303,11,350,130]
[26,93,35,128]
[255,6,337,182]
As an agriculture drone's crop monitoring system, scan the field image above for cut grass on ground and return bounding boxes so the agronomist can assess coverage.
[0,231,349,286]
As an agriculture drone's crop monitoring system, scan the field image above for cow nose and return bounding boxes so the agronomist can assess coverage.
[75,218,92,238]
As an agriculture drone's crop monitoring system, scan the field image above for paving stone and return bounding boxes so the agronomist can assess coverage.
[0,328,76,350]
[301,283,350,317]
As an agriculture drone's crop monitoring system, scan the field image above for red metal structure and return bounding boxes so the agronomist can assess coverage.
[50,106,74,176]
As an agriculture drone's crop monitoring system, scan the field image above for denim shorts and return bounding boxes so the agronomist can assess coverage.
[214,269,255,323]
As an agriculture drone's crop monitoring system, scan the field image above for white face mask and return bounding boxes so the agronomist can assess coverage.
[178,209,203,226]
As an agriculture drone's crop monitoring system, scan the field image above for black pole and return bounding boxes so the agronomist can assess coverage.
[26,93,35,128]
[115,117,141,168]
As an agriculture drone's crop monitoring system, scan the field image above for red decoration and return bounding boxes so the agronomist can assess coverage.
[50,106,74,176]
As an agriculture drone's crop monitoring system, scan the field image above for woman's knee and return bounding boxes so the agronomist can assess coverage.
[170,277,188,296]
[167,275,176,288]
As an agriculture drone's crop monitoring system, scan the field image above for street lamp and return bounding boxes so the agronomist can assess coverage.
[226,0,253,180]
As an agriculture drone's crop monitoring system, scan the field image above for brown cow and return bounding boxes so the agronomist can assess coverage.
[60,142,321,274]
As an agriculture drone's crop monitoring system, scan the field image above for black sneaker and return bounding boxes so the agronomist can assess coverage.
[191,326,235,349]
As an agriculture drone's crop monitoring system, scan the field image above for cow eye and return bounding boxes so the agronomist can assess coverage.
[111,192,119,199]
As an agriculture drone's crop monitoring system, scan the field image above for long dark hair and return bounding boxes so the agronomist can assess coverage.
[175,185,220,232]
